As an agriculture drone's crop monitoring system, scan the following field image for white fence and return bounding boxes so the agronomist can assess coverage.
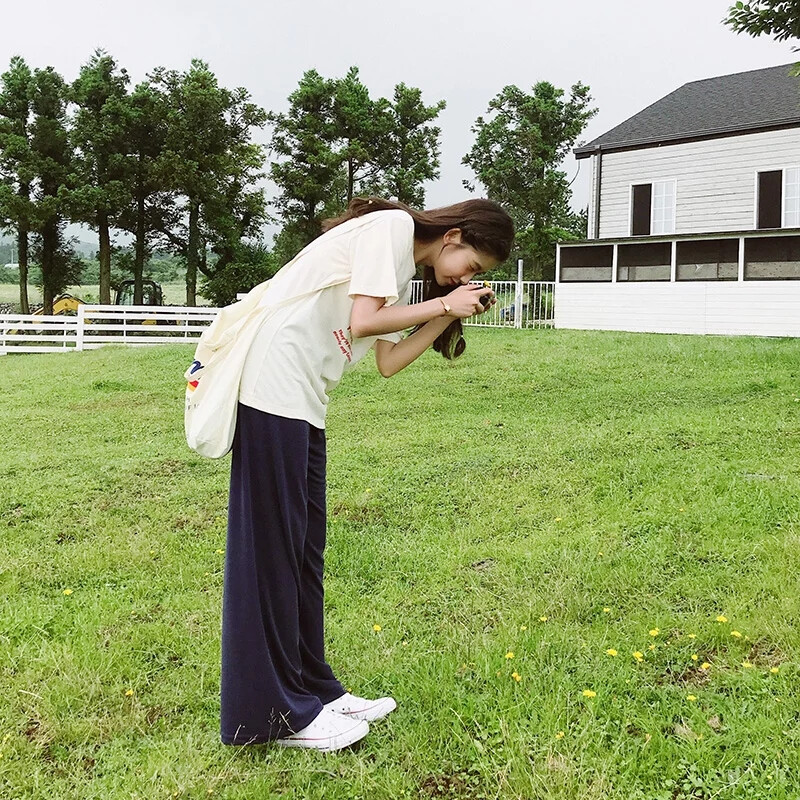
[1,281,555,355]
[0,305,215,355]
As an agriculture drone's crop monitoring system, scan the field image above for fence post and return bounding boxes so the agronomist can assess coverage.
[76,305,85,351]
[514,259,523,329]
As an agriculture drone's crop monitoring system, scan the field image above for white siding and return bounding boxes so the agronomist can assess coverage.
[597,128,800,238]
[554,281,800,336]
[587,154,598,238]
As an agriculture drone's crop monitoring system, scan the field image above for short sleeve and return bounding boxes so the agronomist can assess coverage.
[348,211,415,307]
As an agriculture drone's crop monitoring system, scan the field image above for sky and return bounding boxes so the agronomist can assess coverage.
[2,0,796,240]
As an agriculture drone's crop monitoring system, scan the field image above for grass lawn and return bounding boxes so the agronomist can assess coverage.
[1,328,798,799]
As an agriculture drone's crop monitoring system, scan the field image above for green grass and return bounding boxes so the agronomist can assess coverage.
[1,329,799,799]
[0,282,199,307]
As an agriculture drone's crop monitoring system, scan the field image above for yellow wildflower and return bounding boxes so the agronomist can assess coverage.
[700,662,711,670]
[603,607,611,614]
[520,625,527,631]
[62,589,73,596]
[715,615,728,623]
[555,731,565,739]
[215,549,224,555]
[649,628,660,637]
[582,689,596,698]
[742,661,754,669]
[633,651,644,662]
[125,689,134,697]
[731,630,742,638]
[373,624,382,632]
[687,633,697,639]
[687,695,697,702]
[555,517,562,522]
[539,616,548,622]
[505,651,514,659]
[606,648,618,657]
[770,667,779,674]
[691,654,698,661]
[648,644,656,651]
[511,672,521,682]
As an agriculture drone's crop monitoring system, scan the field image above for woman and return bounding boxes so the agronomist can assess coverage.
[221,196,514,751]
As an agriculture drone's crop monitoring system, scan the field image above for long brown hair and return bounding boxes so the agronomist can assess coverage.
[323,196,514,359]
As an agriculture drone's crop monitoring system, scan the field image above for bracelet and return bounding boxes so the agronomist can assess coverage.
[438,297,451,315]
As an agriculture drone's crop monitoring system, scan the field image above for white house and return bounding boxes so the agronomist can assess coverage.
[555,63,800,336]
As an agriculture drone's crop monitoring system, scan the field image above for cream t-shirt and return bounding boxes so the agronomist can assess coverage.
[238,210,417,428]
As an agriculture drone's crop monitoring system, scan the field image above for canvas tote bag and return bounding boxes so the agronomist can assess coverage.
[184,232,353,458]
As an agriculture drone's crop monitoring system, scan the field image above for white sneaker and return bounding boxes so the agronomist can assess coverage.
[323,692,397,722]
[274,707,369,752]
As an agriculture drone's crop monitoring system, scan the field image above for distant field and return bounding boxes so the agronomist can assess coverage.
[0,282,205,307]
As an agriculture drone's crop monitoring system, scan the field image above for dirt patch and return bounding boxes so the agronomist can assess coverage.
[330,502,386,525]
[747,637,786,667]
[419,769,482,798]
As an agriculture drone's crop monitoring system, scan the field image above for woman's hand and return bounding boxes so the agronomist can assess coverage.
[444,283,496,318]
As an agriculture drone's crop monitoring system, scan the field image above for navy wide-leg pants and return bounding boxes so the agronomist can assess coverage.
[220,403,346,745]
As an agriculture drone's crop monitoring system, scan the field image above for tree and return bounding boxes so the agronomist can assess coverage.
[28,66,79,314]
[116,79,171,305]
[151,59,267,305]
[331,66,394,203]
[381,83,445,206]
[0,56,36,313]
[724,1,800,43]
[69,50,131,304]
[268,68,446,256]
[267,69,341,250]
[200,241,279,307]
[462,82,596,280]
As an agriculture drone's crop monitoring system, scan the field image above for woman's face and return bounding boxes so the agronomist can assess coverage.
[431,229,499,287]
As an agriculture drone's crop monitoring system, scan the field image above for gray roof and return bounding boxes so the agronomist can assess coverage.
[574,63,800,158]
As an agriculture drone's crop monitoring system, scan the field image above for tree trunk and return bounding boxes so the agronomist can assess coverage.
[41,218,57,316]
[17,223,29,314]
[134,191,145,305]
[347,158,354,204]
[98,211,111,304]
[185,198,199,307]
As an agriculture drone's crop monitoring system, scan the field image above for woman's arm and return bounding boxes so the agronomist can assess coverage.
[373,317,452,377]
[349,284,491,339]
[350,285,495,378]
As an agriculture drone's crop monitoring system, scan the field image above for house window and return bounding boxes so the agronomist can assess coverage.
[630,181,675,236]
[757,167,800,229]
[783,167,800,227]
[757,170,782,229]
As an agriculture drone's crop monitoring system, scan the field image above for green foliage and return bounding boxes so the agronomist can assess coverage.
[268,67,445,251]
[28,65,76,312]
[382,83,446,206]
[463,82,596,280]
[68,50,131,304]
[724,1,800,43]
[199,241,279,306]
[0,56,35,311]
[150,60,268,306]
[29,225,83,295]
[1,331,799,798]
[268,69,344,246]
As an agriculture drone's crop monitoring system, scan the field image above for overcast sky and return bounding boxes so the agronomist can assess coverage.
[2,0,796,236]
